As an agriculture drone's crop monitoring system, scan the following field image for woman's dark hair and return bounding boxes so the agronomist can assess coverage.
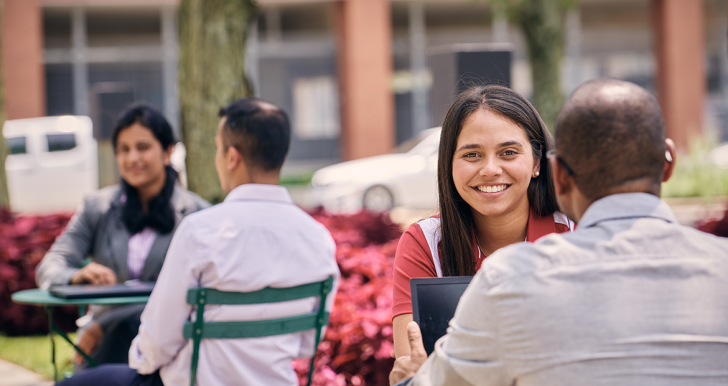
[112,102,175,150]
[437,85,558,276]
[112,102,178,235]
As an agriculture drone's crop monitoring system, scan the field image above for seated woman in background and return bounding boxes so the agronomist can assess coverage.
[35,102,209,367]
[392,85,573,357]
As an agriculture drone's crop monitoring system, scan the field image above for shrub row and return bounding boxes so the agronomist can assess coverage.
[696,208,728,237]
[0,207,402,385]
[293,210,401,385]
[0,209,78,335]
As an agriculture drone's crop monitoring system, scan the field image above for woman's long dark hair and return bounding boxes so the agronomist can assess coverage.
[437,85,558,276]
[112,102,178,235]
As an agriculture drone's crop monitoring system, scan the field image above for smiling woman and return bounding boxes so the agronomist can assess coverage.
[35,103,209,369]
[391,85,574,358]
[452,110,537,235]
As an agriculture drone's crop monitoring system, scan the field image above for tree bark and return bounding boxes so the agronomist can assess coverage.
[491,0,573,132]
[517,0,566,132]
[178,0,256,203]
[0,0,10,208]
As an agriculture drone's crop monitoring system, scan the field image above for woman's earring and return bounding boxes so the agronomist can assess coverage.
[534,171,540,177]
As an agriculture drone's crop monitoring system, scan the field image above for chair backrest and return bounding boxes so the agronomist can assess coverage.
[183,276,334,386]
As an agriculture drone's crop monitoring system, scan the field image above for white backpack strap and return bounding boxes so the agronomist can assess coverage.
[417,217,443,277]
[553,211,575,232]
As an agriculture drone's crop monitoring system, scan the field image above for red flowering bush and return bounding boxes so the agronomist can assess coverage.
[1,207,402,384]
[293,210,401,386]
[697,207,728,237]
[0,208,78,335]
[311,209,402,248]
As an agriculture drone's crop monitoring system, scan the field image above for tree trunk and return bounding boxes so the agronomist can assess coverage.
[517,0,566,132]
[0,0,10,208]
[178,0,256,203]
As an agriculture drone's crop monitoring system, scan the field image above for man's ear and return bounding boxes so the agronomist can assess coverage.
[226,146,244,171]
[550,156,572,197]
[662,138,676,183]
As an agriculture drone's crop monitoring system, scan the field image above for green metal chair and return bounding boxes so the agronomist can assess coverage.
[182,276,335,386]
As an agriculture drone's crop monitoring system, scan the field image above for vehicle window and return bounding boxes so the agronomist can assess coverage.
[46,133,76,152]
[7,136,26,155]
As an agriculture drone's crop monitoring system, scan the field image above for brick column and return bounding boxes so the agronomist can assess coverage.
[2,0,45,119]
[651,0,704,152]
[335,0,394,160]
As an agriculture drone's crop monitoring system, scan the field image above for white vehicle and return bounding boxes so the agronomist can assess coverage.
[309,128,441,213]
[711,142,728,169]
[3,116,98,214]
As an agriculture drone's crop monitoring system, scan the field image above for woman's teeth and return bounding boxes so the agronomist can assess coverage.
[477,185,508,193]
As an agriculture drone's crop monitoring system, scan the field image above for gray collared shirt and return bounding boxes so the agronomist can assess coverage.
[411,193,728,386]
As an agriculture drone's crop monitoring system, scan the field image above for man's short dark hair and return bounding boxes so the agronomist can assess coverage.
[218,98,290,172]
[555,79,666,200]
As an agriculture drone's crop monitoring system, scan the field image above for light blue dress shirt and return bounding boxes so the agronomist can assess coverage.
[411,193,728,386]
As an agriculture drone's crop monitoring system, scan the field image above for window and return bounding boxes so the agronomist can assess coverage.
[46,133,76,152]
[7,137,27,155]
[292,76,340,140]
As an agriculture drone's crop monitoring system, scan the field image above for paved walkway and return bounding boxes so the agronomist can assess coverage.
[0,359,53,386]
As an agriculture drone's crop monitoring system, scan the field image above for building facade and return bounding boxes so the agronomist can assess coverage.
[1,0,719,180]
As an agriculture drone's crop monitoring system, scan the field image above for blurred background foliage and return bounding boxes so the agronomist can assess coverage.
[490,0,577,131]
[0,209,401,385]
[662,137,728,199]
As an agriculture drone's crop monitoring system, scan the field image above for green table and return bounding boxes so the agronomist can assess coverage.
[11,289,149,382]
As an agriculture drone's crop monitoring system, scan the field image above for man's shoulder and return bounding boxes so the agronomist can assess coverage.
[173,186,211,213]
[666,221,728,255]
[480,232,576,286]
[481,220,728,287]
[174,201,227,226]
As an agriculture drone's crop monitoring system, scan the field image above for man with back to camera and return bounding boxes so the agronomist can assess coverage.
[390,79,728,386]
[57,98,340,386]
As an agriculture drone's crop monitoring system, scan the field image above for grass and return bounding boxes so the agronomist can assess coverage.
[0,333,77,380]
[662,138,728,199]
[280,172,313,187]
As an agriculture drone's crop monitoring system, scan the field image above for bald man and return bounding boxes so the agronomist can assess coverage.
[390,79,728,386]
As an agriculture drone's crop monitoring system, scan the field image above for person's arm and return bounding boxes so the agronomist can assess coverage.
[128,217,200,374]
[393,227,437,358]
[393,313,414,357]
[390,321,428,385]
[391,270,512,386]
[36,197,115,288]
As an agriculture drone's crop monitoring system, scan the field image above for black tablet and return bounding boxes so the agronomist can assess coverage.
[49,282,155,299]
[411,276,472,355]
